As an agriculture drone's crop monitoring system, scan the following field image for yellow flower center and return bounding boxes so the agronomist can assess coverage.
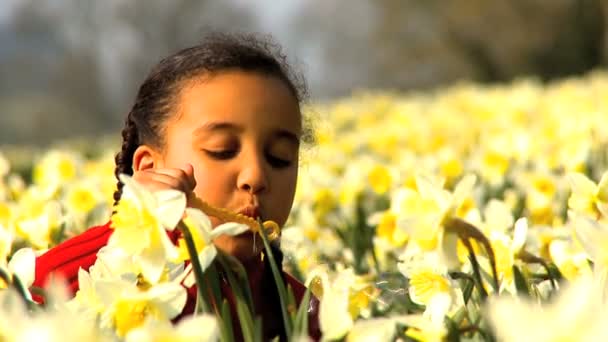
[113,299,162,337]
[368,165,392,195]
[111,199,157,232]
[409,270,450,305]
[68,187,97,214]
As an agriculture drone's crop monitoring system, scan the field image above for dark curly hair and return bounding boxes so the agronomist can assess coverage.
[112,31,309,340]
[113,32,308,205]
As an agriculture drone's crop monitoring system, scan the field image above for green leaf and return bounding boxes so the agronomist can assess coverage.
[235,299,256,342]
[512,265,530,297]
[258,219,293,337]
[220,299,235,342]
[293,286,312,336]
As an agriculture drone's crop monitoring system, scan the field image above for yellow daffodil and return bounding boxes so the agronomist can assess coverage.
[398,247,462,318]
[486,275,608,341]
[567,171,608,219]
[109,174,186,283]
[179,207,248,287]
[125,314,219,342]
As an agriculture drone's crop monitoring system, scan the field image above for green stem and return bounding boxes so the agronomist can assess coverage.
[257,219,293,338]
[177,221,212,314]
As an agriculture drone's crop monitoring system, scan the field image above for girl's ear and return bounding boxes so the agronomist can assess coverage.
[132,145,162,171]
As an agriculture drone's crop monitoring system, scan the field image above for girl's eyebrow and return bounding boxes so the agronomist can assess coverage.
[193,121,300,144]
[193,122,243,136]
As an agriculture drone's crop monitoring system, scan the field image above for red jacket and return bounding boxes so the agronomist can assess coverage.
[32,221,321,340]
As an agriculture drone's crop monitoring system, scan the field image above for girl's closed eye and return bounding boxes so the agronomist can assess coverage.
[204,149,238,160]
[266,152,292,168]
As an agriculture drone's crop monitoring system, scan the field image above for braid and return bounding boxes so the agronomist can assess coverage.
[113,113,139,206]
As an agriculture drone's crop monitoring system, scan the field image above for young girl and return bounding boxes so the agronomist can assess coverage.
[31,32,320,340]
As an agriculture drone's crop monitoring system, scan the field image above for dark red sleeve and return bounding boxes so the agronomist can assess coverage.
[285,272,322,341]
[31,222,113,303]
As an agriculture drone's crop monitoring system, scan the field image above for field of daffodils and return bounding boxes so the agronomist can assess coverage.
[2,71,608,341]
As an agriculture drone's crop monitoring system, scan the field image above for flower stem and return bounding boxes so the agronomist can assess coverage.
[257,219,293,338]
[177,221,212,314]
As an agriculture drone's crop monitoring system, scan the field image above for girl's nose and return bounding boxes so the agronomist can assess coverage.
[237,153,268,194]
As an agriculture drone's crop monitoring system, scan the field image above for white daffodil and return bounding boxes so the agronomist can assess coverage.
[0,283,108,342]
[95,279,187,338]
[486,275,608,341]
[486,217,528,294]
[398,246,463,320]
[126,314,219,342]
[567,171,608,219]
[310,265,378,340]
[179,207,248,287]
[570,211,608,291]
[392,173,477,255]
[109,174,186,283]
[7,247,35,291]
[346,316,401,342]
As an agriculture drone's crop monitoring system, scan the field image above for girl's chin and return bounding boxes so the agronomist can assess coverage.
[213,232,265,262]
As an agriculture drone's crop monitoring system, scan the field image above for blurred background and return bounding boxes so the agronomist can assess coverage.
[1,0,607,145]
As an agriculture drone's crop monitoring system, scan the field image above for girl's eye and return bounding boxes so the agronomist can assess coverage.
[205,150,237,160]
[266,154,292,168]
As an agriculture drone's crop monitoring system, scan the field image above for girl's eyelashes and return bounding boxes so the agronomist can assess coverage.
[203,147,293,168]
[204,149,237,160]
[266,153,292,168]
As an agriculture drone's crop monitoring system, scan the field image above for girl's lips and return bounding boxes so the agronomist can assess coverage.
[238,205,260,220]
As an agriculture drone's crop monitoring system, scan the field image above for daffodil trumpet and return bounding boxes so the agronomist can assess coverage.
[191,197,281,241]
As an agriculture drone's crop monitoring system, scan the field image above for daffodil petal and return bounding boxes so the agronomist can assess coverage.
[210,222,249,239]
[119,174,154,210]
[146,283,187,319]
[154,190,186,230]
[568,173,597,198]
[185,208,212,234]
[572,214,602,262]
[8,248,35,287]
[512,217,528,252]
[197,246,217,272]
[139,246,167,284]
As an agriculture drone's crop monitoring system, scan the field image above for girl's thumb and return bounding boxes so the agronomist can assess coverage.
[183,163,196,188]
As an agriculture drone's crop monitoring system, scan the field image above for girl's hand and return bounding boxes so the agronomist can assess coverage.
[132,164,198,205]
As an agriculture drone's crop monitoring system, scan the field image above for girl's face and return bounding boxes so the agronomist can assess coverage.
[159,71,301,261]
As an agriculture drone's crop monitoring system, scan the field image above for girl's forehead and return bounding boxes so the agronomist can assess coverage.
[170,71,301,134]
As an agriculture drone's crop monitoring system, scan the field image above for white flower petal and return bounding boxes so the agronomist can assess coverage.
[8,248,36,287]
[154,190,186,230]
[197,246,217,272]
[512,217,528,252]
[210,222,249,239]
[147,283,187,319]
[139,247,167,284]
[185,208,213,234]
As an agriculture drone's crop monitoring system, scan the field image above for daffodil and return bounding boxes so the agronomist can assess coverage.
[7,248,35,290]
[109,174,186,283]
[179,207,248,287]
[570,212,608,286]
[87,275,187,338]
[125,314,219,342]
[398,247,462,319]
[392,172,477,266]
[567,171,608,219]
[486,218,528,294]
[486,275,608,341]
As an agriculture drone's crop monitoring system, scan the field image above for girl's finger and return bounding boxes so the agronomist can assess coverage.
[133,170,190,193]
[153,164,196,191]
[183,163,197,189]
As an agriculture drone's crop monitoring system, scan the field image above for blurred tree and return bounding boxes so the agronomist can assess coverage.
[0,0,606,144]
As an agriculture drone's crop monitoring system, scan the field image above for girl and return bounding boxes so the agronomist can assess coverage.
[31,32,321,340]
